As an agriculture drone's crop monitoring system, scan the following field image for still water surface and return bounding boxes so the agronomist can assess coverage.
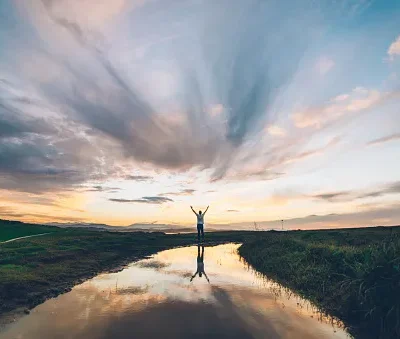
[1,244,350,339]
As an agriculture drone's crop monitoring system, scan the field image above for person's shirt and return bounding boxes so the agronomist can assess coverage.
[197,213,204,225]
[197,261,204,272]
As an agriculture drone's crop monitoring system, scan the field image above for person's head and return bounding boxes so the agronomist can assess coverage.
[199,272,203,277]
[199,210,202,215]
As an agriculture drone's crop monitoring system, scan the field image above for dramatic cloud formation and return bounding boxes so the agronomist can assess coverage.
[0,1,399,227]
[0,0,343,192]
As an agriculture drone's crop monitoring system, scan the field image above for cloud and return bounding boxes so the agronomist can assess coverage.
[367,133,400,146]
[160,189,195,196]
[258,203,400,229]
[315,56,335,75]
[388,35,400,61]
[9,0,324,181]
[208,104,225,117]
[358,181,400,199]
[0,206,25,218]
[266,125,286,137]
[109,196,173,204]
[285,136,341,164]
[312,181,400,202]
[215,170,284,183]
[312,191,350,201]
[292,87,397,129]
[0,205,86,222]
[84,185,121,192]
[21,0,130,32]
[227,209,239,212]
[125,175,153,182]
[1,0,394,197]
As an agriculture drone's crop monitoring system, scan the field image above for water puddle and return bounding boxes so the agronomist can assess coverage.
[0,244,350,339]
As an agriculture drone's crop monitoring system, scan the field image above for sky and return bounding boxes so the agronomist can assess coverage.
[0,0,399,230]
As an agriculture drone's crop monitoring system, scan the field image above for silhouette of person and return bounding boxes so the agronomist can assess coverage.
[190,244,210,283]
[190,205,209,242]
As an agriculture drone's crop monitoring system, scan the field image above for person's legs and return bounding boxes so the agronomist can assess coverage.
[197,224,201,242]
[200,225,204,241]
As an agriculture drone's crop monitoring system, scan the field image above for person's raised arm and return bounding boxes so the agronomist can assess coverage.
[190,206,198,216]
[203,206,209,215]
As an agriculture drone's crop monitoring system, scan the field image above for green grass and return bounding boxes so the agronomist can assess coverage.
[238,226,400,339]
[0,220,62,242]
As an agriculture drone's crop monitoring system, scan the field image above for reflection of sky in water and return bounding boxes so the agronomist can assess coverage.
[0,244,351,339]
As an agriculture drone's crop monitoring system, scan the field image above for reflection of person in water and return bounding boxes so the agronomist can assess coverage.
[190,244,210,283]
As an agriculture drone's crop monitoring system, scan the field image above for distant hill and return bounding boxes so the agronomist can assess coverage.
[45,222,206,233]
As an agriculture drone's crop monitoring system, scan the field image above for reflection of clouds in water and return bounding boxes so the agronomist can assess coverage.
[137,260,170,270]
[115,285,149,296]
[162,270,193,279]
[239,259,346,328]
[1,244,350,339]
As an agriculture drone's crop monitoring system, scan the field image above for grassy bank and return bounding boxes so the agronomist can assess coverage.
[238,226,400,339]
[0,220,62,242]
[0,222,255,318]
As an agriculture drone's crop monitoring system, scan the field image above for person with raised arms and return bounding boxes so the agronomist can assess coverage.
[190,205,209,242]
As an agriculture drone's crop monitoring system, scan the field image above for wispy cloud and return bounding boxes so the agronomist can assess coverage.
[109,196,173,204]
[0,205,86,222]
[125,175,153,182]
[2,0,335,190]
[367,133,400,146]
[84,186,121,192]
[292,87,396,129]
[160,189,195,196]
[266,125,286,137]
[312,191,350,201]
[312,181,400,202]
[230,203,400,230]
[285,136,341,164]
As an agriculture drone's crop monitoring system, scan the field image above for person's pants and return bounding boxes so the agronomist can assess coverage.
[197,224,204,241]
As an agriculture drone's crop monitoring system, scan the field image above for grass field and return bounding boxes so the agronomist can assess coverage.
[239,226,400,339]
[0,220,62,242]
